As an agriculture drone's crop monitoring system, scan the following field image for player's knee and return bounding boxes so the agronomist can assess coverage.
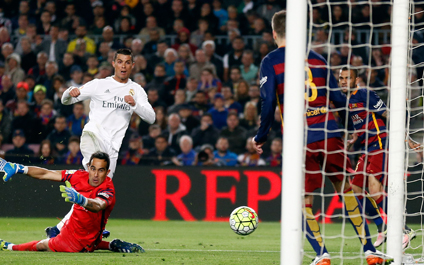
[36,239,50,251]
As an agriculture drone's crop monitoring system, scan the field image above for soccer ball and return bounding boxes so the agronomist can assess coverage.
[229,206,258,235]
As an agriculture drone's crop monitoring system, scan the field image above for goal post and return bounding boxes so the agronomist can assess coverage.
[281,0,307,264]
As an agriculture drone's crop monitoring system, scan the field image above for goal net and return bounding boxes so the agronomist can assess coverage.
[290,0,424,264]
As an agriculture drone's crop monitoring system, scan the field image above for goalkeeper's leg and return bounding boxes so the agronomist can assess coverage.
[1,238,51,251]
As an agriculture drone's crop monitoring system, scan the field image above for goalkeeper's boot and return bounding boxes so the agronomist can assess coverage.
[45,226,60,238]
[402,228,417,249]
[0,239,11,251]
[365,250,394,265]
[373,230,387,248]
[110,239,145,253]
[102,230,110,238]
[310,253,331,265]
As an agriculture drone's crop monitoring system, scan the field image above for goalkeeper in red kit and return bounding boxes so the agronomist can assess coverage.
[0,151,144,253]
[252,10,393,265]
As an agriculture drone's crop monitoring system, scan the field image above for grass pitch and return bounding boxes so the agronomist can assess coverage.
[0,218,421,264]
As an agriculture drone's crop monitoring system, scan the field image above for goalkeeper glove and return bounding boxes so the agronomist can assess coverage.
[0,158,28,182]
[60,181,88,207]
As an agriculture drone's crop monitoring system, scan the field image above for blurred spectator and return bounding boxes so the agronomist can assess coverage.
[222,86,243,114]
[199,3,219,34]
[24,75,35,101]
[163,48,180,77]
[37,10,52,35]
[220,112,247,154]
[185,77,198,102]
[67,65,83,87]
[223,36,245,81]
[329,51,341,67]
[167,0,190,33]
[178,103,199,134]
[213,137,238,166]
[191,91,210,117]
[131,39,144,57]
[121,133,146,165]
[0,74,16,105]
[96,62,113,79]
[168,89,187,114]
[235,80,250,107]
[97,42,111,63]
[86,55,99,76]
[142,124,161,150]
[239,0,255,14]
[60,3,80,32]
[370,48,388,81]
[191,19,210,47]
[11,100,42,143]
[146,134,176,166]
[142,28,162,55]
[14,14,29,37]
[187,0,201,27]
[208,93,228,130]
[91,16,107,35]
[256,0,282,23]
[331,5,347,30]
[248,84,261,114]
[98,26,122,51]
[147,88,167,109]
[134,72,147,88]
[240,50,258,83]
[162,113,188,153]
[351,55,366,76]
[240,101,258,130]
[172,18,185,35]
[60,135,82,165]
[5,129,34,164]
[245,10,258,35]
[198,67,221,92]
[139,16,166,44]
[344,28,368,62]
[249,17,267,36]
[138,2,156,30]
[28,51,48,79]
[67,102,88,137]
[12,1,36,30]
[20,37,37,73]
[0,28,11,49]
[38,61,58,99]
[339,43,353,65]
[189,49,217,81]
[14,24,37,57]
[153,106,168,131]
[213,0,229,30]
[172,28,197,55]
[58,53,75,81]
[146,63,167,91]
[164,60,187,105]
[47,115,71,156]
[54,86,73,117]
[6,53,25,85]
[414,6,424,30]
[1,43,13,64]
[114,5,136,33]
[266,138,282,167]
[30,84,47,116]
[177,44,195,65]
[173,135,196,166]
[203,40,223,80]
[67,25,96,55]
[366,68,387,104]
[238,137,266,166]
[191,113,219,148]
[195,143,214,165]
[38,99,55,138]
[36,139,56,165]
[0,100,12,142]
[147,40,168,68]
[6,81,29,114]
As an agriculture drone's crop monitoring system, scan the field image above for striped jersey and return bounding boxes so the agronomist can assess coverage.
[348,88,387,152]
[254,47,348,144]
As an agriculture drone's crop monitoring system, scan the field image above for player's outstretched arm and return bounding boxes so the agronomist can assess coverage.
[0,158,61,182]
[60,181,107,213]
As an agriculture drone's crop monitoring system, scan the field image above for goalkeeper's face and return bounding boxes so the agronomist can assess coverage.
[113,54,134,83]
[88,158,110,187]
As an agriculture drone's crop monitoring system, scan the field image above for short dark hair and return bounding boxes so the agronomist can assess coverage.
[272,10,286,39]
[155,134,168,142]
[68,135,80,144]
[340,66,359,79]
[89,151,110,170]
[113,48,134,62]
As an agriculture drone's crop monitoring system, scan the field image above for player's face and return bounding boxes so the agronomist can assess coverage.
[338,70,356,93]
[112,54,134,83]
[88,158,110,187]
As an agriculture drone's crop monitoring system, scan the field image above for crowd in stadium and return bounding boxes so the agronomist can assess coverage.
[0,0,421,167]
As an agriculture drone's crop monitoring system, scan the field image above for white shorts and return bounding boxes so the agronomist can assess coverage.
[80,131,118,178]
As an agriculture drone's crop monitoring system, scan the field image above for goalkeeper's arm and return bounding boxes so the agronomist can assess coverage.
[0,158,62,182]
[60,181,107,213]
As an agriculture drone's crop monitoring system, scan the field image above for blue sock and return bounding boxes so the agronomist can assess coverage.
[358,193,384,231]
[303,204,328,256]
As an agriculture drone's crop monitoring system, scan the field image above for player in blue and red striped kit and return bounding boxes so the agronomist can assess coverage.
[252,11,393,265]
[339,67,416,250]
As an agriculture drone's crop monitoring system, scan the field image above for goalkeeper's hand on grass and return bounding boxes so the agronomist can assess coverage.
[60,181,88,207]
[0,157,27,182]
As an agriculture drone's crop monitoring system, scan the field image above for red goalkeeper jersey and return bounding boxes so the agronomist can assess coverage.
[60,169,115,252]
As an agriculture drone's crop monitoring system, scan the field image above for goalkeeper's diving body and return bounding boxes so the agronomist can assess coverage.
[46,48,155,238]
[339,67,416,249]
[0,152,144,253]
[251,10,393,265]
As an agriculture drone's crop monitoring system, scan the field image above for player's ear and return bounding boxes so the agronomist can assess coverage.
[107,169,111,176]
[111,60,115,68]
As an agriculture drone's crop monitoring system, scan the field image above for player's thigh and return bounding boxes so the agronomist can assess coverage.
[366,150,388,186]
[48,234,81,252]
[107,148,119,178]
[323,137,352,183]
[36,239,51,251]
[305,142,324,193]
[351,154,368,189]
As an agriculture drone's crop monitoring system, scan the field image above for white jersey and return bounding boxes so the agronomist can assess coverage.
[61,76,155,151]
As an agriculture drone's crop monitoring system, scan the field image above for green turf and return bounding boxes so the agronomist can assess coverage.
[0,218,422,264]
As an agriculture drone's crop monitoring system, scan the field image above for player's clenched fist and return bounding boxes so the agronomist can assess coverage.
[124,95,135,106]
[69,87,81,97]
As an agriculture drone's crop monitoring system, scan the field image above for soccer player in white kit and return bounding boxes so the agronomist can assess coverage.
[46,48,155,237]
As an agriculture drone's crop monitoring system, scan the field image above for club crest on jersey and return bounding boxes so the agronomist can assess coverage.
[129,89,135,96]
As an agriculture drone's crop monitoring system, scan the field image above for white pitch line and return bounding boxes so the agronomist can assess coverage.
[145,249,280,253]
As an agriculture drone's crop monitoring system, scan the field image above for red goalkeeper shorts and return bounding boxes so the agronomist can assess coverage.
[48,233,88,252]
[351,150,388,189]
[305,137,353,193]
